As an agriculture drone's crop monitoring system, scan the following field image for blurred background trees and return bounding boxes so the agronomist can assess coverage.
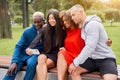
[0,0,120,38]
[8,0,120,25]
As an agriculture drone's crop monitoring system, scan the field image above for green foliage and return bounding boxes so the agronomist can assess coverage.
[32,0,60,17]
[59,0,96,10]
[86,10,105,22]
[86,8,120,22]
[104,8,120,22]
[14,16,23,24]
[8,0,22,19]
[77,0,95,10]
[91,0,109,10]
[8,0,120,23]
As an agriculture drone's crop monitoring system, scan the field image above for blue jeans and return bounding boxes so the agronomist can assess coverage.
[3,55,38,80]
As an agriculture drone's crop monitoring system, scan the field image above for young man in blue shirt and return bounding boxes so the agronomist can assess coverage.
[3,11,44,80]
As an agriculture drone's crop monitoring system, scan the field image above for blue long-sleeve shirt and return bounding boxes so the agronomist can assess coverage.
[11,24,43,63]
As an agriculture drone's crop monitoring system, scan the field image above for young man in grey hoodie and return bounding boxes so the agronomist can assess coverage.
[69,4,118,80]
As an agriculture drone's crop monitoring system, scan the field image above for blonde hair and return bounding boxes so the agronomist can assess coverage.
[70,4,84,11]
[32,11,44,20]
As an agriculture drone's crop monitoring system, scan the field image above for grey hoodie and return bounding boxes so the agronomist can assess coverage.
[73,15,116,67]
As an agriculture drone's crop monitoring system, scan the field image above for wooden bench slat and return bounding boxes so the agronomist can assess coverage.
[0,56,11,69]
[0,56,120,80]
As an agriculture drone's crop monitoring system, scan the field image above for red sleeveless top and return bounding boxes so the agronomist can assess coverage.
[60,27,85,66]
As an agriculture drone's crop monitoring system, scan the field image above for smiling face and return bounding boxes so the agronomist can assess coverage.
[62,16,71,29]
[59,10,78,30]
[70,4,86,25]
[70,9,82,24]
[48,14,56,27]
[33,16,44,30]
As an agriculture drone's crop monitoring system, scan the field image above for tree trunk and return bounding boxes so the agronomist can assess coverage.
[0,0,12,39]
[22,0,29,28]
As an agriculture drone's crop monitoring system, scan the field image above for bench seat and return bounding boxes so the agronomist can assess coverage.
[0,56,120,80]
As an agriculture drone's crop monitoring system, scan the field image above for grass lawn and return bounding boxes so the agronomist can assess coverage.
[0,22,120,64]
[104,22,120,65]
[0,25,24,56]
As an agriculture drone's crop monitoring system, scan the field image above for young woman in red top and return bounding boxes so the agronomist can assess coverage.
[57,10,85,80]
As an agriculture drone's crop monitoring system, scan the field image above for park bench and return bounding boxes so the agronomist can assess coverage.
[0,56,120,80]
